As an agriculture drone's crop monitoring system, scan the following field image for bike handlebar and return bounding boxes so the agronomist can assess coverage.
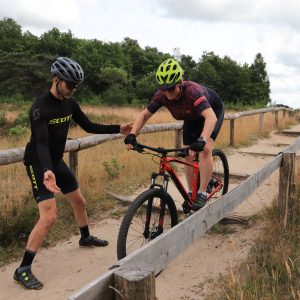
[132,143,190,157]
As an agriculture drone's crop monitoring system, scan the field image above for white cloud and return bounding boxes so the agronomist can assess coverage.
[1,0,80,30]
[152,0,300,29]
[1,0,300,107]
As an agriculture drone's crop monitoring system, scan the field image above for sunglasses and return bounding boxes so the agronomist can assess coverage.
[65,81,80,90]
[162,85,177,92]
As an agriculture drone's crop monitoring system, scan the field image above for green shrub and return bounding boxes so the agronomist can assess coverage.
[102,158,124,179]
[101,86,132,106]
[0,93,25,104]
[13,110,30,127]
[0,196,38,249]
[0,110,7,126]
[8,125,28,137]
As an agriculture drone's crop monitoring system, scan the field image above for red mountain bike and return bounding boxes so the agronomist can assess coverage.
[117,143,229,260]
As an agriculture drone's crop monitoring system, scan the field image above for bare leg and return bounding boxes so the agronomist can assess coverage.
[26,198,57,252]
[66,188,108,247]
[199,138,214,193]
[65,188,88,227]
[184,148,194,191]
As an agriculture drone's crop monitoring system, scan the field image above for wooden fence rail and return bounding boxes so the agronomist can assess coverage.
[0,107,293,172]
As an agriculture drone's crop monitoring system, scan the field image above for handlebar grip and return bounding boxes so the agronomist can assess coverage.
[175,148,190,158]
[132,143,144,153]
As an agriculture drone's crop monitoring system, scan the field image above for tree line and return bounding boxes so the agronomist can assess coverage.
[0,18,270,106]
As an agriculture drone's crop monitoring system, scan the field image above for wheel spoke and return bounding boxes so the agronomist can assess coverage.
[117,189,178,260]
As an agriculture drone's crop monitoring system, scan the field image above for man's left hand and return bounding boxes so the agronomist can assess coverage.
[190,137,206,152]
[120,123,133,135]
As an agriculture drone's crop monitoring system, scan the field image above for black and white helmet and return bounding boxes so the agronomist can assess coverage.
[51,57,84,83]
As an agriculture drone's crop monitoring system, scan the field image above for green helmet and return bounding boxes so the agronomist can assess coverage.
[156,58,183,89]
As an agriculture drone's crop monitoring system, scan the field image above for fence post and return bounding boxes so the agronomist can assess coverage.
[279,152,295,229]
[113,264,156,300]
[230,119,235,147]
[175,129,182,148]
[259,113,264,134]
[69,151,78,178]
[282,110,286,128]
[275,111,279,129]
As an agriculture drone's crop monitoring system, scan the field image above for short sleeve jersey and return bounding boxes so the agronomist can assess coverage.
[147,81,222,120]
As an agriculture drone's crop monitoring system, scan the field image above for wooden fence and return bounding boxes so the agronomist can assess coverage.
[0,106,296,299]
[0,107,293,173]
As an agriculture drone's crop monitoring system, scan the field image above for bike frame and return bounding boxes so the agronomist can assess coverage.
[151,152,223,208]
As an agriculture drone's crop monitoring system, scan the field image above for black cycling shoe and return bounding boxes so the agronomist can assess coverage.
[182,192,192,214]
[79,235,109,247]
[192,193,207,211]
[14,268,44,290]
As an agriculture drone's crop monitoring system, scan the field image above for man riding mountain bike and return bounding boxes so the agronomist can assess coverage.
[124,58,224,211]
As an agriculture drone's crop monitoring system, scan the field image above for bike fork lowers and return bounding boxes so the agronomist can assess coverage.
[143,172,169,240]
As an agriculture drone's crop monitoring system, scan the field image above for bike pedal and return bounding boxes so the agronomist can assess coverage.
[182,201,191,214]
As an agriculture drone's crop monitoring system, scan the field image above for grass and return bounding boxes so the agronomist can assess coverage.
[0,105,298,267]
[207,188,300,300]
[204,162,300,300]
[209,223,238,236]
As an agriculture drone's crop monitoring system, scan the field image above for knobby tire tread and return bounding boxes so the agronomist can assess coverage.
[212,148,229,195]
[117,188,178,260]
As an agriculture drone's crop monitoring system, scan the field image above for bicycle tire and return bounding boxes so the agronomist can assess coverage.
[211,148,229,196]
[117,188,178,260]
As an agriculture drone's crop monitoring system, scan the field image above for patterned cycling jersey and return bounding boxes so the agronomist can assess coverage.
[24,92,120,171]
[147,81,223,120]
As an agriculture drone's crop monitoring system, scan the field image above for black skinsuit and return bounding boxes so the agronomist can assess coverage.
[24,91,120,170]
[24,91,120,202]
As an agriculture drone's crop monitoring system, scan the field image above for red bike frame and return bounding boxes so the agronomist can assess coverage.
[155,152,223,208]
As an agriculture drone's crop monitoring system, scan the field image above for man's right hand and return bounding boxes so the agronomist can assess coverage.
[43,170,61,193]
[124,133,137,150]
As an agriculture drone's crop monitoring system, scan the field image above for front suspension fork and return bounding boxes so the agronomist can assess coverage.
[143,173,169,239]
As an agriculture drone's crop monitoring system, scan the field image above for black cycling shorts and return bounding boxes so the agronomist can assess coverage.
[25,160,79,203]
[183,103,224,145]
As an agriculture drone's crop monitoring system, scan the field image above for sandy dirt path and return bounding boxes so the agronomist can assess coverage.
[1,124,299,300]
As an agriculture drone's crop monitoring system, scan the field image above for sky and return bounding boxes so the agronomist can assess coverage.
[1,0,300,108]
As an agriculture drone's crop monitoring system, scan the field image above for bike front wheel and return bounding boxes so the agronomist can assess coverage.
[117,188,178,260]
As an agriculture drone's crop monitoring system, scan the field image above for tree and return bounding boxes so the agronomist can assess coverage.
[37,28,77,57]
[0,18,272,107]
[180,55,196,80]
[250,53,270,104]
[0,18,23,53]
[135,72,157,102]
[98,67,129,91]
[0,52,53,100]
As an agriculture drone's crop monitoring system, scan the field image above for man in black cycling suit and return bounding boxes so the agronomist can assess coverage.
[125,58,224,212]
[14,57,132,290]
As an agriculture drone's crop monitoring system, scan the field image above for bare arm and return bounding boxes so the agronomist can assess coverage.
[200,108,217,140]
[130,108,153,135]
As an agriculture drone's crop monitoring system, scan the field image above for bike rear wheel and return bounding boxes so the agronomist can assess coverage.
[209,149,230,198]
[117,188,178,260]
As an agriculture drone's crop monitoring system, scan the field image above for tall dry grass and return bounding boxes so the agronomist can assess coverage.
[213,184,300,300]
